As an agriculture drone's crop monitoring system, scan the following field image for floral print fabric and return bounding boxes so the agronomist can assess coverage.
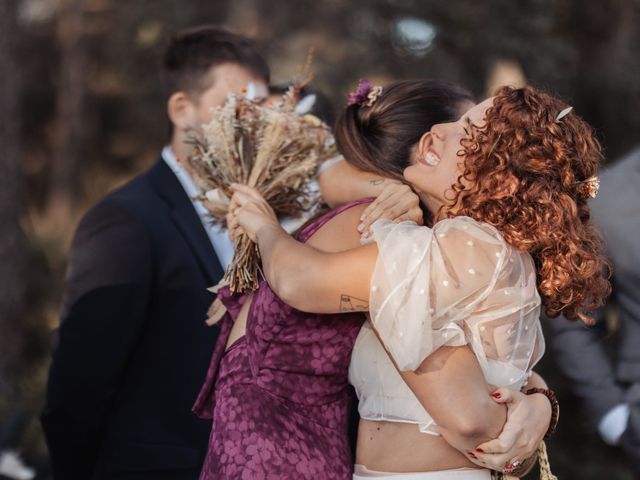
[194,200,371,479]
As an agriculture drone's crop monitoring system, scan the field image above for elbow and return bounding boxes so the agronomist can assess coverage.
[264,260,288,300]
[451,416,495,441]
[272,275,297,307]
[261,246,327,313]
[270,269,322,312]
[261,245,292,301]
[447,399,503,442]
[266,263,306,311]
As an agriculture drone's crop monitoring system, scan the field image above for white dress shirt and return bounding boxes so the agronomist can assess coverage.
[599,403,630,446]
[162,146,235,270]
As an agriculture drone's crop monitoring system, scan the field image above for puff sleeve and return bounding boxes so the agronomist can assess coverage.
[368,216,543,389]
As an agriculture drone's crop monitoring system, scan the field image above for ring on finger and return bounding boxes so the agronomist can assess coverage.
[502,459,521,473]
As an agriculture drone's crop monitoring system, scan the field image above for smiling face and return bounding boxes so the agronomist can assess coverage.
[403,97,494,214]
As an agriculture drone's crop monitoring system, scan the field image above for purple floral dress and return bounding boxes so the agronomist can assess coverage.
[193,200,371,480]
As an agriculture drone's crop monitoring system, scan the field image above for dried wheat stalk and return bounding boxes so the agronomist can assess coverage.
[186,87,336,293]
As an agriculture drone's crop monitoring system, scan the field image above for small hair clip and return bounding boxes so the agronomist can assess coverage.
[576,175,600,199]
[555,106,573,123]
[347,79,383,108]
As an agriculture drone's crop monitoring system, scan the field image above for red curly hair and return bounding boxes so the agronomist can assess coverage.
[440,86,611,324]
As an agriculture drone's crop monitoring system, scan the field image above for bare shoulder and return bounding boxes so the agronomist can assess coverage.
[306,203,369,252]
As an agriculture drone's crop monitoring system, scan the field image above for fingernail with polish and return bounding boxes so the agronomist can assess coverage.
[467,452,477,459]
[475,448,484,453]
[491,392,501,399]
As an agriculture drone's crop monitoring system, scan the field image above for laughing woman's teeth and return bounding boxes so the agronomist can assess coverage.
[425,152,440,166]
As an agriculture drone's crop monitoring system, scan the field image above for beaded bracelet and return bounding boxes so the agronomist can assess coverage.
[525,387,559,439]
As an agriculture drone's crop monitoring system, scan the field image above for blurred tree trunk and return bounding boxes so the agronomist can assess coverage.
[0,0,26,398]
[47,0,86,235]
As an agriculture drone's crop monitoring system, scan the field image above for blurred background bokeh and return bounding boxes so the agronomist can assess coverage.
[1,0,639,478]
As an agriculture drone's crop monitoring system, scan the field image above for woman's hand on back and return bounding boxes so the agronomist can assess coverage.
[358,180,424,238]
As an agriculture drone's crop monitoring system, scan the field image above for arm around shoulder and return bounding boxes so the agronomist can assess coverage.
[256,223,377,314]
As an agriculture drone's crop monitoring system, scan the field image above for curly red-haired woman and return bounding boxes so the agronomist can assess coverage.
[228,85,610,479]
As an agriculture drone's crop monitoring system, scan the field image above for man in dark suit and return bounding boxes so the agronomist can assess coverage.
[41,27,269,480]
[549,147,640,478]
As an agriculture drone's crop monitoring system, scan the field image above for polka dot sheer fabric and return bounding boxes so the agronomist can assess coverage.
[370,216,543,379]
[352,217,544,433]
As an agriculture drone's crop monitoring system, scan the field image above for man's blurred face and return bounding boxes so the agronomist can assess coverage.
[169,61,269,167]
[167,63,269,161]
[192,63,268,126]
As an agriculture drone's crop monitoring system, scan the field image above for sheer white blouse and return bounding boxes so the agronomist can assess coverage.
[348,216,544,435]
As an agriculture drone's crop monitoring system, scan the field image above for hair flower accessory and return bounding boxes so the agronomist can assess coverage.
[576,175,600,199]
[347,79,383,107]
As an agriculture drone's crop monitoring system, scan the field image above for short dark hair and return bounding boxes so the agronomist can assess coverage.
[335,79,474,180]
[162,26,270,99]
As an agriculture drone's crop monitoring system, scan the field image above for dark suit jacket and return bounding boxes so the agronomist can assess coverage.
[41,158,225,480]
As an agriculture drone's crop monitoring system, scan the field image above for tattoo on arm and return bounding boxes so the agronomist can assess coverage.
[340,294,369,312]
[369,179,384,186]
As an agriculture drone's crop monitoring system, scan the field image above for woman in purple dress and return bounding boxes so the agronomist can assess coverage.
[194,199,372,479]
[193,81,553,479]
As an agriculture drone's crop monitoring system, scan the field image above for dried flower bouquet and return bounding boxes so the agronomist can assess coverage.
[187,87,336,293]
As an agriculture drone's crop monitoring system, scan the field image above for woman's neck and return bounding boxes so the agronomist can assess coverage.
[419,193,443,219]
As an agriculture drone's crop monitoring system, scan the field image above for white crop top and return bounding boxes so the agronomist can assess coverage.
[348,217,545,435]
